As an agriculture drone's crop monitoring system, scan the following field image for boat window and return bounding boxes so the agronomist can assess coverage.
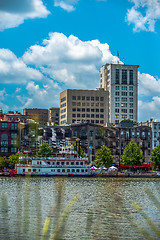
[67,169,70,172]
[28,169,31,172]
[40,161,41,165]
[80,162,83,165]
[62,169,65,172]
[76,162,79,165]
[81,169,84,172]
[85,169,88,172]
[71,162,74,165]
[52,162,54,165]
[76,169,79,172]
[33,169,36,172]
[57,162,60,165]
[61,162,64,165]
[39,169,40,172]
[72,169,75,172]
[57,169,60,172]
[37,161,39,164]
[47,162,50,165]
[66,162,69,165]
[23,169,25,172]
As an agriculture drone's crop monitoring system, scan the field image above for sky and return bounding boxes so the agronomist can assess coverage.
[0,0,160,122]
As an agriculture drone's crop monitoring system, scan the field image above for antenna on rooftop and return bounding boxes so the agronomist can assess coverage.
[123,58,125,64]
[117,51,120,64]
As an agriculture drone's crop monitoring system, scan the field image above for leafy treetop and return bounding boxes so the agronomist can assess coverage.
[121,141,143,166]
[151,145,160,169]
[95,145,113,168]
[38,142,53,153]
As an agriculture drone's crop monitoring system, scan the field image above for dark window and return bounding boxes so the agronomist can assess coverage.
[129,70,133,85]
[122,69,127,84]
[91,97,94,101]
[116,69,120,84]
[72,96,76,100]
[2,122,8,129]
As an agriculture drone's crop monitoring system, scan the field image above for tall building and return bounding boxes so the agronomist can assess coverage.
[49,108,60,125]
[100,63,139,124]
[23,108,49,126]
[60,89,109,125]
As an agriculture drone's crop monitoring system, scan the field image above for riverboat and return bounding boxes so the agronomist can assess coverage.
[15,146,94,176]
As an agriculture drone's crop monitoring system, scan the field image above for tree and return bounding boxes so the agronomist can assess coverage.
[121,141,143,166]
[8,154,19,169]
[72,141,85,158]
[151,145,160,169]
[38,142,53,153]
[95,145,113,168]
[0,156,9,170]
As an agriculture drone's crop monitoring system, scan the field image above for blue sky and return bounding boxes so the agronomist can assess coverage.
[0,0,160,122]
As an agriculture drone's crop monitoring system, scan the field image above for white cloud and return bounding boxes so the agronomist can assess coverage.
[0,0,50,31]
[139,97,160,121]
[126,0,160,32]
[0,49,43,84]
[54,0,79,12]
[23,32,120,89]
[139,72,160,96]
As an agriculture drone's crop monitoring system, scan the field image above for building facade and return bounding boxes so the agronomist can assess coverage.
[100,64,139,124]
[23,108,49,126]
[60,89,109,126]
[49,108,60,125]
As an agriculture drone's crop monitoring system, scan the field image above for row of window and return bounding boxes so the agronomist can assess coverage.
[115,103,133,108]
[25,168,88,173]
[43,161,84,166]
[72,119,104,124]
[115,69,134,85]
[1,122,17,129]
[72,96,104,101]
[72,108,104,113]
[115,86,134,91]
[72,114,104,118]
[115,109,133,113]
[115,97,134,102]
[115,114,134,119]
[0,147,17,153]
[115,92,133,96]
[60,102,66,108]
[72,102,104,107]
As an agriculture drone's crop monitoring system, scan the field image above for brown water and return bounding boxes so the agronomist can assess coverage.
[0,177,160,240]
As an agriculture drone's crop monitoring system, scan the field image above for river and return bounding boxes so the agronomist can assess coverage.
[0,177,160,240]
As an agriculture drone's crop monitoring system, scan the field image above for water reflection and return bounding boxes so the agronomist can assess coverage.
[0,177,159,240]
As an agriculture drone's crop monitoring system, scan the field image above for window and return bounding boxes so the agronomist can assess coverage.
[72,108,76,112]
[61,96,66,102]
[90,131,94,136]
[129,86,133,91]
[122,86,127,90]
[91,96,94,101]
[115,103,119,107]
[11,139,17,145]
[129,98,133,102]
[77,108,80,112]
[96,120,99,123]
[72,96,76,100]
[121,103,127,107]
[11,147,17,153]
[116,69,120,84]
[82,96,85,100]
[122,69,127,84]
[100,109,104,113]
[11,133,17,138]
[72,169,75,172]
[86,96,90,101]
[100,114,104,118]
[90,140,93,146]
[2,122,8,129]
[96,97,99,101]
[96,114,99,118]
[82,108,85,112]
[87,108,90,112]
[121,109,127,113]
[100,97,104,101]
[91,103,94,107]
[115,97,120,101]
[86,114,90,118]
[115,109,119,113]
[77,102,81,106]
[122,115,127,119]
[129,103,133,108]
[91,109,94,112]
[1,147,8,153]
[129,109,133,113]
[115,92,119,96]
[115,114,119,119]
[121,92,127,96]
[129,70,133,85]
[82,114,85,117]
[96,109,99,112]
[115,86,119,90]
[72,114,76,117]
[129,92,133,96]
[121,97,127,102]
[77,114,80,118]
[1,134,8,146]
[91,114,94,118]
[77,96,81,100]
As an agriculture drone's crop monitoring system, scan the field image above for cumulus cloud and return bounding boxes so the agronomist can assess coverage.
[139,97,160,121]
[126,0,160,32]
[139,72,160,96]
[0,49,43,84]
[54,0,79,12]
[23,32,120,89]
[0,0,50,31]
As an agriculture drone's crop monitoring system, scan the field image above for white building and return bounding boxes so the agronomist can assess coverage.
[100,63,139,124]
[150,121,160,149]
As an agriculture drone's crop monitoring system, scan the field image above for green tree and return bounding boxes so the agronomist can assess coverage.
[8,154,19,169]
[72,141,85,158]
[0,156,9,170]
[38,142,53,153]
[151,145,160,169]
[95,145,113,168]
[121,141,143,166]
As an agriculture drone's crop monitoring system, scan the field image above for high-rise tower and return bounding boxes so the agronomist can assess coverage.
[100,63,139,124]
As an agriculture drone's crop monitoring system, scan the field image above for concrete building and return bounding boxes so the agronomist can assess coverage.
[49,108,60,125]
[59,89,109,126]
[148,120,160,149]
[100,63,139,124]
[23,108,49,126]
